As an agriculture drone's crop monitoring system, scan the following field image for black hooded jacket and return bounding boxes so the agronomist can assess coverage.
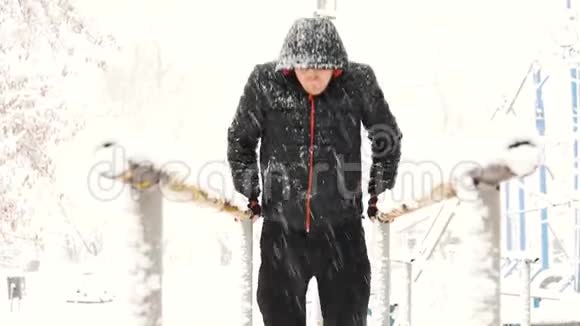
[227,17,402,232]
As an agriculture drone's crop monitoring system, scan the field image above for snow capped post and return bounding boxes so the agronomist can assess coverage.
[93,140,255,325]
[451,178,502,325]
[520,259,531,326]
[382,223,390,326]
[314,0,337,19]
[448,135,540,326]
[391,259,413,326]
[519,257,538,326]
[95,153,166,326]
[403,260,412,326]
[373,222,391,326]
[127,164,164,326]
[239,218,253,326]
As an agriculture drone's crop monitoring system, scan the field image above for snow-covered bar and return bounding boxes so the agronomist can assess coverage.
[93,140,254,326]
[93,119,541,325]
[103,161,166,326]
[446,135,539,325]
[130,177,163,326]
[382,124,540,325]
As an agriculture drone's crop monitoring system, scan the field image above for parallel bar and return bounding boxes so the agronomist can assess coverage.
[532,64,548,309]
[450,181,502,326]
[390,259,413,326]
[412,202,458,283]
[382,223,391,326]
[448,138,539,324]
[130,183,163,326]
[373,222,391,326]
[402,261,412,326]
[519,185,527,251]
[521,259,533,326]
[505,182,514,251]
[539,165,550,268]
[534,68,550,273]
[501,290,563,301]
[240,219,253,326]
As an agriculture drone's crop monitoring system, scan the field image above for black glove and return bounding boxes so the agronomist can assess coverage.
[367,195,378,219]
[248,198,261,217]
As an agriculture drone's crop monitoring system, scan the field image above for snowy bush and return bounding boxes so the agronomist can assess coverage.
[0,0,116,262]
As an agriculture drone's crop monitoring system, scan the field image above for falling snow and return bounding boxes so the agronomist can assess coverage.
[3,0,580,325]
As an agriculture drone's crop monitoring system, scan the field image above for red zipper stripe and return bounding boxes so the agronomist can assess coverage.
[305,94,316,233]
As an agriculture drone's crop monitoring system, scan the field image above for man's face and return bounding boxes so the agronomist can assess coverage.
[295,69,333,96]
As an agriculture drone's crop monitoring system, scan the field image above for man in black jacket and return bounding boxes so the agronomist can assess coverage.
[227,16,402,326]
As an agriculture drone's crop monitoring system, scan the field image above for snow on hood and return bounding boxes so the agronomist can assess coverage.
[275,16,348,71]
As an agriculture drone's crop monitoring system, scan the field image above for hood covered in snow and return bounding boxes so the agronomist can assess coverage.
[275,17,348,71]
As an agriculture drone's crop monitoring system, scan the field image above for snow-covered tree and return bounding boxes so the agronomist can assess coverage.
[0,0,116,265]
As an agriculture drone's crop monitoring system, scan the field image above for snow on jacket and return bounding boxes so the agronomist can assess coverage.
[227,17,402,232]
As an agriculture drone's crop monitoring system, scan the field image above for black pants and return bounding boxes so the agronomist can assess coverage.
[257,218,371,326]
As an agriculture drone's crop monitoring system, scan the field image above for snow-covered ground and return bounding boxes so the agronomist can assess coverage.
[2,202,580,326]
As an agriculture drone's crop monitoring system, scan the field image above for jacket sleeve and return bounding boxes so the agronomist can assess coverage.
[227,65,265,200]
[359,65,403,196]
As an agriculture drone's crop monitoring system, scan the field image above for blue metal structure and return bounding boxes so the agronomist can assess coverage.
[518,184,527,251]
[533,65,550,308]
[533,68,550,269]
[505,182,513,251]
[564,0,580,293]
[572,63,580,292]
